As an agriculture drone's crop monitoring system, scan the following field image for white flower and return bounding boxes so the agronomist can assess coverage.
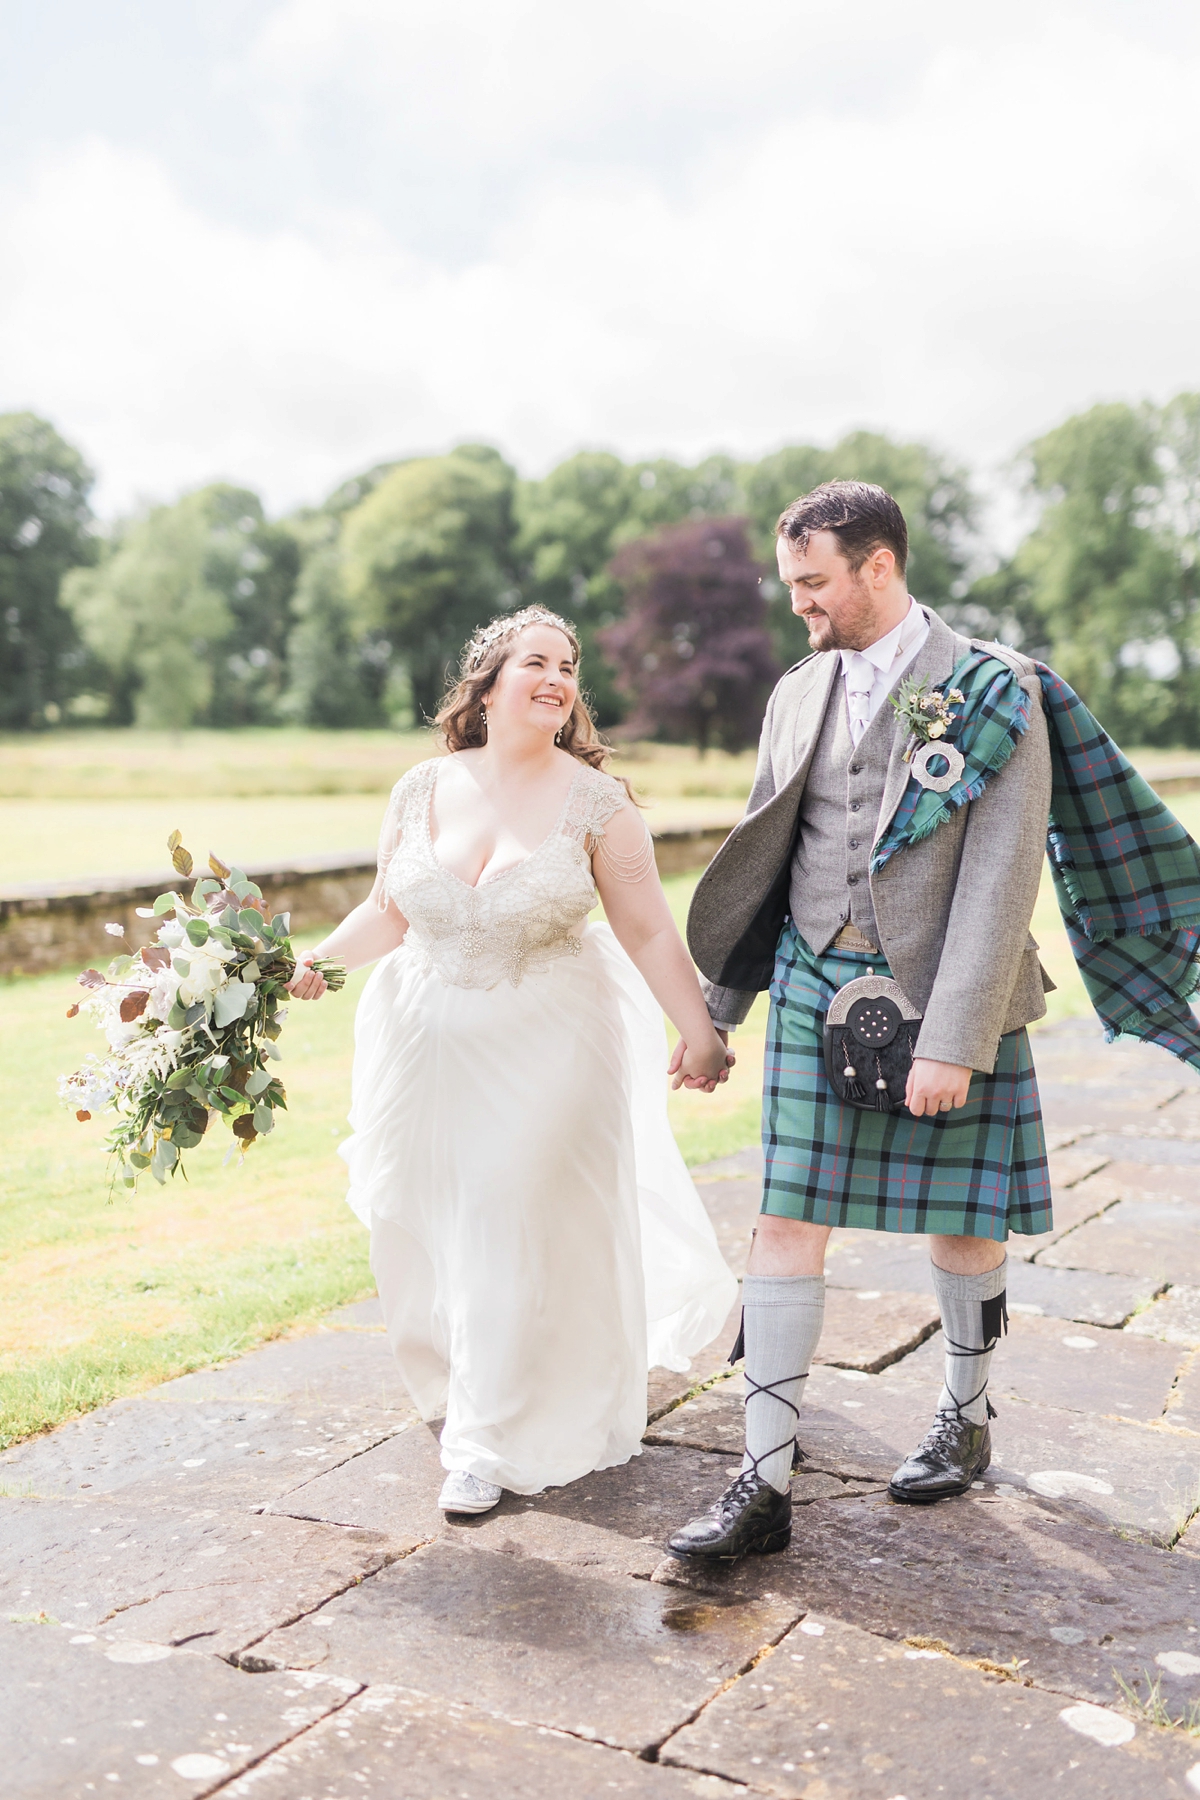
[927,721,946,739]
[175,940,234,1009]
[156,921,186,948]
[144,964,183,1024]
[104,922,125,937]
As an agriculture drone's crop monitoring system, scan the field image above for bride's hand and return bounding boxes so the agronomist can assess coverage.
[287,950,328,1001]
[670,1031,735,1093]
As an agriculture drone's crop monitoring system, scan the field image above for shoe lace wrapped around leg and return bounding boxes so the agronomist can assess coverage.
[739,1368,809,1489]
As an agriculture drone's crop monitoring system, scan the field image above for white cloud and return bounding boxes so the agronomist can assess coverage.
[1,0,1198,525]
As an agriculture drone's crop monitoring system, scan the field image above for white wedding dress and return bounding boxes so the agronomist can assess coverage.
[339,757,737,1494]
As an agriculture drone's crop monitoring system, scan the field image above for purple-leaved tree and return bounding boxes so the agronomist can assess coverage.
[601,518,779,752]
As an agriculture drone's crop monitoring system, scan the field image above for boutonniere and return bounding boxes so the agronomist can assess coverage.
[890,677,967,792]
[890,676,965,760]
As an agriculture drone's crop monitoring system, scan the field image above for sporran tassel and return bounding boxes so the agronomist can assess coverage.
[839,1035,867,1103]
[874,1053,890,1111]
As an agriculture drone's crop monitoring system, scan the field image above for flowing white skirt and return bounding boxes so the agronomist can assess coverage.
[339,921,737,1493]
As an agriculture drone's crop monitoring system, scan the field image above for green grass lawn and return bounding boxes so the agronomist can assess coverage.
[0,730,756,883]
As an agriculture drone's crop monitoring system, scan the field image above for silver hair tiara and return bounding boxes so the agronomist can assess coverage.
[462,607,578,674]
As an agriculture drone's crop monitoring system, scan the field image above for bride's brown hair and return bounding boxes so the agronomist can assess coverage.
[436,607,632,793]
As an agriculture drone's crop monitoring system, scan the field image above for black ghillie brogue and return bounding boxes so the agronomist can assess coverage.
[666,1471,792,1561]
[887,1407,992,1504]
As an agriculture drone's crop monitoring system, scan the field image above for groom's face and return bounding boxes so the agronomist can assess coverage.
[776,530,894,652]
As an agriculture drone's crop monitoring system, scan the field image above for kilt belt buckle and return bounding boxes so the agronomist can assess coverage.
[823,973,923,1115]
[833,921,879,953]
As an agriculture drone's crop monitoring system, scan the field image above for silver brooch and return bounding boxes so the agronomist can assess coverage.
[910,740,965,793]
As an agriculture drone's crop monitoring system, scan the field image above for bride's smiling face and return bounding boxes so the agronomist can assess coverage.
[488,625,579,739]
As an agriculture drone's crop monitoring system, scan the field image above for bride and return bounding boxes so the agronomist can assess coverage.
[287,606,737,1515]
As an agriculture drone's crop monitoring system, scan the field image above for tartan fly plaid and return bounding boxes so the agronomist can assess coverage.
[761,922,1053,1241]
[1038,666,1200,1063]
[872,646,1200,1070]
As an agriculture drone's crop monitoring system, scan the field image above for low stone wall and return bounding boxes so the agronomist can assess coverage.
[0,825,734,978]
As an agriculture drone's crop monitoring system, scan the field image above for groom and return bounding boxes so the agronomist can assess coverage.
[667,479,1054,1560]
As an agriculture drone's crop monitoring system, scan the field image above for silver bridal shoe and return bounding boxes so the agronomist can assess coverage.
[438,1470,503,1514]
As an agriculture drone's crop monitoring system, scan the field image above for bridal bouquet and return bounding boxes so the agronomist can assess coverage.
[59,832,345,1192]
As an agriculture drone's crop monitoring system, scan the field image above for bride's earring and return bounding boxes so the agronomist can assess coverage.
[480,704,487,736]
[555,726,563,745]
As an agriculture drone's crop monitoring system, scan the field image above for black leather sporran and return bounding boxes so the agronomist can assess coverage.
[822,974,922,1114]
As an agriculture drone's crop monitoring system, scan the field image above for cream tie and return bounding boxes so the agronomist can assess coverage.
[844,653,875,745]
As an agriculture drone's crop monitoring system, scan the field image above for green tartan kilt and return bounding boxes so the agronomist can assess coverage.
[761,921,1053,1241]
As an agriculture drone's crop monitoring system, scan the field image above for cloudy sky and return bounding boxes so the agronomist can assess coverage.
[2,0,1198,522]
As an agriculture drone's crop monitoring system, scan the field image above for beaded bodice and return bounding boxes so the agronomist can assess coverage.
[379,758,633,989]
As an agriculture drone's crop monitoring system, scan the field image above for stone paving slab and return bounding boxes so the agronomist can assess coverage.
[887,1313,1187,1423]
[0,1617,358,1800]
[826,1227,1150,1324]
[1128,1286,1200,1350]
[1151,1092,1200,1139]
[1040,1200,1200,1284]
[659,1610,1200,1799]
[1029,1017,1200,1085]
[1005,1262,1155,1326]
[661,1488,1200,1710]
[273,1438,846,1590]
[1162,1353,1200,1438]
[1088,1160,1200,1200]
[812,1287,940,1372]
[221,1683,736,1800]
[1048,1144,1114,1186]
[242,1535,803,1754]
[0,1331,415,1509]
[1010,1175,1123,1259]
[650,1365,1200,1538]
[646,1369,905,1483]
[267,1417,450,1542]
[1036,1077,1188,1135]
[0,1497,398,1654]
[1088,1133,1200,1169]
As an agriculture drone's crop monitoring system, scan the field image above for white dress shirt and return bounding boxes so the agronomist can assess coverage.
[839,598,930,744]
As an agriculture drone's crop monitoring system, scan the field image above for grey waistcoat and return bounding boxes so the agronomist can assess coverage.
[790,679,892,954]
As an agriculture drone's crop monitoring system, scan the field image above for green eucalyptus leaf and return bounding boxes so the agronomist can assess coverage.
[152,893,176,916]
[244,1067,272,1095]
[185,917,210,946]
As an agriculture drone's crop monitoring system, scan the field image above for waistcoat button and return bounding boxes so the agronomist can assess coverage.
[847,874,859,885]
[849,764,862,775]
[849,839,859,850]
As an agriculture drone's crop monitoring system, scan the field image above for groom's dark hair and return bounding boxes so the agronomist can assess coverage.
[776,480,908,577]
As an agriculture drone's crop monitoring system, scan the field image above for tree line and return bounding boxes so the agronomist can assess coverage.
[3,396,1199,749]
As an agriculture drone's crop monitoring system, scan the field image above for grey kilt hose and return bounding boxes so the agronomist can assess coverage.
[761,921,1053,1241]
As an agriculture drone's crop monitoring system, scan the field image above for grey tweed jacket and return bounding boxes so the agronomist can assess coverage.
[689,607,1053,1073]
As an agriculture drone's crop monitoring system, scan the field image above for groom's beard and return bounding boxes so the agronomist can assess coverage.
[800,572,879,652]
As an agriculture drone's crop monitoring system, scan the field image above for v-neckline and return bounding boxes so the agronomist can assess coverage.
[424,760,585,893]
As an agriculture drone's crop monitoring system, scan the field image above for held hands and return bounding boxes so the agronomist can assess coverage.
[286,950,329,1002]
[668,1030,736,1093]
[905,1056,972,1116]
